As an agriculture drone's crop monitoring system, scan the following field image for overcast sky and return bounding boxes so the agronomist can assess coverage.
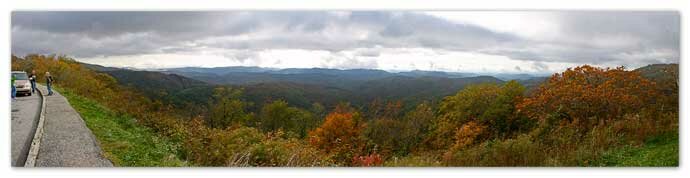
[11,11,679,74]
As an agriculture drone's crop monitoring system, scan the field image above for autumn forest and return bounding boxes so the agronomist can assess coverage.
[11,54,679,167]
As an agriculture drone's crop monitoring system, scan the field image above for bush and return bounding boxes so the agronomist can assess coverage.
[383,153,442,167]
[430,81,527,149]
[208,87,254,129]
[258,100,318,138]
[443,133,542,166]
[243,131,331,166]
[184,118,330,166]
[308,110,366,165]
[352,153,383,167]
[517,65,659,130]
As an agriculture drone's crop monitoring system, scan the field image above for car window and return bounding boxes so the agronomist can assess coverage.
[12,73,29,80]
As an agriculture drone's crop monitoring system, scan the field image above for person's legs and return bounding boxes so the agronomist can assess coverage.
[31,81,36,93]
[47,83,52,95]
[11,85,16,99]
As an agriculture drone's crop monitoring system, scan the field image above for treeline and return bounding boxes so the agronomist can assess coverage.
[11,54,678,166]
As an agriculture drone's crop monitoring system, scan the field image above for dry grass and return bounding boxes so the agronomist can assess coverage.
[440,111,677,166]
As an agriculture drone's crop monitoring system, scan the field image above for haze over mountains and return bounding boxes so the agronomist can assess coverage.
[164,66,508,89]
[169,66,544,84]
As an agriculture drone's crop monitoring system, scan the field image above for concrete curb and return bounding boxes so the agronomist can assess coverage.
[23,84,46,167]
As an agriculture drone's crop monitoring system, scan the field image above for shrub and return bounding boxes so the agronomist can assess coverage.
[185,118,330,166]
[208,87,254,129]
[364,118,405,156]
[258,100,317,138]
[448,121,486,152]
[443,134,543,166]
[517,65,659,130]
[308,111,366,165]
[383,152,443,167]
[352,153,383,167]
[430,81,527,149]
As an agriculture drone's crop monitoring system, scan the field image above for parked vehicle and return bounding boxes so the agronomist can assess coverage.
[11,71,32,96]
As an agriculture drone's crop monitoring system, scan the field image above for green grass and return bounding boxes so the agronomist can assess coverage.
[593,132,678,167]
[57,87,187,166]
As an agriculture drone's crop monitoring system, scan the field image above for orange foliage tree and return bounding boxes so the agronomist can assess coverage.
[517,65,659,128]
[308,108,365,165]
[450,121,486,151]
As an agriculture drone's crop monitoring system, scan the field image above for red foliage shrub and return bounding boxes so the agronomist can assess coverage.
[352,153,383,167]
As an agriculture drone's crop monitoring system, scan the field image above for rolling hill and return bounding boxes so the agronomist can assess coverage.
[82,63,512,111]
[163,66,540,87]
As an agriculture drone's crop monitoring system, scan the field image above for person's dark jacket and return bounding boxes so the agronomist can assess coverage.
[46,76,54,84]
[29,74,37,82]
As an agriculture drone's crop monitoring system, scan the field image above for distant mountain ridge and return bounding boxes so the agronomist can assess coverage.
[79,62,677,112]
[81,63,516,110]
[160,66,543,89]
[162,66,539,80]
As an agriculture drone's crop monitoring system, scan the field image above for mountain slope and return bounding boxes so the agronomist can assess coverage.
[84,63,508,112]
[103,69,208,99]
[356,75,503,103]
[634,64,678,81]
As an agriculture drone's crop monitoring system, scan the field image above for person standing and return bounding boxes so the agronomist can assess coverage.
[11,74,16,100]
[45,71,54,96]
[29,70,37,94]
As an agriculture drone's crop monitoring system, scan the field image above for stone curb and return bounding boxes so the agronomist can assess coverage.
[23,84,46,167]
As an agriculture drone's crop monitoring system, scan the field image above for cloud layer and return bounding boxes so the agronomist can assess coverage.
[11,11,680,73]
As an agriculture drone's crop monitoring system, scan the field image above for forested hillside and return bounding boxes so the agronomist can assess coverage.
[85,63,507,113]
[164,66,534,88]
[11,54,678,167]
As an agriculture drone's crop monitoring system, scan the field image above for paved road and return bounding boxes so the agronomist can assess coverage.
[33,85,113,167]
[10,90,41,166]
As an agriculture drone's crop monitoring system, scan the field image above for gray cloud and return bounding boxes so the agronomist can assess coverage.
[12,11,518,56]
[483,11,679,65]
[11,11,680,70]
[531,61,549,71]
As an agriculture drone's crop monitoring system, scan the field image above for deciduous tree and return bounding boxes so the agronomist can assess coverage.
[258,100,316,138]
[208,87,253,129]
[308,110,365,165]
[430,81,526,149]
[517,65,658,129]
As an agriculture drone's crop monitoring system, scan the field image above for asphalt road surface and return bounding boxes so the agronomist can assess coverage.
[10,90,40,166]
